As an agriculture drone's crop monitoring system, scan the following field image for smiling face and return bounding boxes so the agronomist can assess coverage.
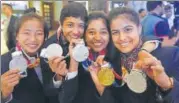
[16,19,44,56]
[110,15,141,54]
[85,18,109,52]
[62,17,85,42]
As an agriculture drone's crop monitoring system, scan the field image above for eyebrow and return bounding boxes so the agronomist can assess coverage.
[23,29,43,32]
[111,25,133,31]
[87,27,107,31]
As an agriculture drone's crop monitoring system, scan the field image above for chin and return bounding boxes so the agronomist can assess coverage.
[93,48,103,52]
[118,47,132,54]
[26,49,38,55]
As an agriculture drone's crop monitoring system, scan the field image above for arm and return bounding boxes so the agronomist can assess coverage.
[99,87,116,103]
[162,48,179,103]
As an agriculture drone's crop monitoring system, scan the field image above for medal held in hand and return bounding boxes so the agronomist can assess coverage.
[72,40,89,62]
[9,51,28,78]
[40,43,63,58]
[98,63,115,86]
[125,69,147,93]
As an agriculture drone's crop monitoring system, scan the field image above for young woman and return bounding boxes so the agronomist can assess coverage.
[93,7,179,103]
[1,13,58,103]
[72,11,162,103]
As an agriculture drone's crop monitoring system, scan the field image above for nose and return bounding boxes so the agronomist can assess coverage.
[94,32,101,41]
[29,33,36,42]
[72,27,81,38]
[117,32,126,41]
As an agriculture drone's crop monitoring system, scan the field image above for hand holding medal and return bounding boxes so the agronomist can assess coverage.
[70,39,89,62]
[135,50,172,90]
[97,63,115,86]
[9,51,28,78]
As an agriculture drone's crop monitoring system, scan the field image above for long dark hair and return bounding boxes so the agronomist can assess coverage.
[105,7,141,78]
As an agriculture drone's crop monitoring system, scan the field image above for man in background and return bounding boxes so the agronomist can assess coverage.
[163,4,174,29]
[141,1,173,46]
[138,8,147,21]
[2,3,18,50]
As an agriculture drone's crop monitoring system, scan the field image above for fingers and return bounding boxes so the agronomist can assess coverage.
[139,57,158,69]
[48,56,65,72]
[96,55,105,66]
[56,61,68,76]
[3,69,20,77]
[69,39,83,48]
[48,56,68,76]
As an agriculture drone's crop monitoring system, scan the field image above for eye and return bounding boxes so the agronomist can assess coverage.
[124,27,132,33]
[111,31,119,35]
[101,30,108,35]
[36,32,43,36]
[67,23,73,28]
[88,31,95,35]
[79,24,85,29]
[22,32,30,35]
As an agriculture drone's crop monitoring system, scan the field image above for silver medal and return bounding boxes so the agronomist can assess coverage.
[72,44,89,62]
[72,40,89,62]
[41,43,63,58]
[125,69,147,93]
[9,51,28,78]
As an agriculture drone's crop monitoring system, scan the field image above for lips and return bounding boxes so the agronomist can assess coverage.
[26,44,39,49]
[119,41,131,48]
[93,42,103,47]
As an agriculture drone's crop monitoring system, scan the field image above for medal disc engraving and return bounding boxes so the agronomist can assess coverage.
[46,43,63,58]
[98,67,115,86]
[72,45,89,62]
[126,69,147,93]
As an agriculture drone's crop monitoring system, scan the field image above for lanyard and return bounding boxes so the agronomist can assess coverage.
[16,43,40,68]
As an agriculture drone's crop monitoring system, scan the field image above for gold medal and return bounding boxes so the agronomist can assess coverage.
[98,67,115,86]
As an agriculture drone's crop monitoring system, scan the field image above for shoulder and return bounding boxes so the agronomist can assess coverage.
[152,46,179,67]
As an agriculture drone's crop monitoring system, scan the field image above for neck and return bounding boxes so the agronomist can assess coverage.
[22,49,37,58]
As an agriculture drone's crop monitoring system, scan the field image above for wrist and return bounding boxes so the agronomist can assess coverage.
[154,72,173,89]
[55,74,63,81]
[2,92,10,99]
[69,59,79,72]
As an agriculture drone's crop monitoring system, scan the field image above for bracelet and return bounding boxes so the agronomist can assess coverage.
[162,77,174,91]
[168,77,174,88]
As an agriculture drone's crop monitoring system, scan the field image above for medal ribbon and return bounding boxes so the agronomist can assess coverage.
[16,43,40,68]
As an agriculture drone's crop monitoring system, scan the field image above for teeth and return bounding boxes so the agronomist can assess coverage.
[28,44,38,48]
[120,42,128,47]
[94,43,102,46]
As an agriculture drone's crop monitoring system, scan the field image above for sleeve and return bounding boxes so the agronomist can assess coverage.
[1,94,13,103]
[155,21,170,37]
[57,64,81,103]
[99,88,116,103]
[52,71,78,88]
[53,74,63,88]
[58,76,78,103]
[163,48,179,103]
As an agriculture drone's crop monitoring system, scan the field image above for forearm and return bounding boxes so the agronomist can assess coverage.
[100,88,116,103]
[58,76,78,103]
[163,78,179,103]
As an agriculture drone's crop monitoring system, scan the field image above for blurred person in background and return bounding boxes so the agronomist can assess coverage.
[1,13,9,55]
[163,4,174,29]
[2,3,18,50]
[138,8,147,21]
